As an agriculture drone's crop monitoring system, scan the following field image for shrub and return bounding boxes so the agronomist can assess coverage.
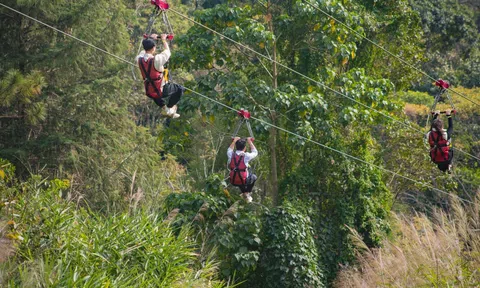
[0,159,223,287]
[256,202,324,288]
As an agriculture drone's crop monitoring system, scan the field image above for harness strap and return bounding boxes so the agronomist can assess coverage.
[430,132,449,162]
[139,58,163,98]
[231,155,246,186]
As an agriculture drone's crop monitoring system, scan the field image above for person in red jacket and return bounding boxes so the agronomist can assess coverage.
[427,109,453,172]
[136,33,184,118]
[228,137,258,203]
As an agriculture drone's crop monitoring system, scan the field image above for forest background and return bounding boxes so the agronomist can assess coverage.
[0,0,479,287]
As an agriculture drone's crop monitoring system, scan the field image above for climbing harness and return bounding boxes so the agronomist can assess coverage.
[231,109,255,141]
[229,154,247,186]
[428,131,450,164]
[138,57,163,99]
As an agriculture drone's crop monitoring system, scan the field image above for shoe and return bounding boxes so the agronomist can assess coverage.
[242,193,252,203]
[162,106,180,118]
[161,106,170,116]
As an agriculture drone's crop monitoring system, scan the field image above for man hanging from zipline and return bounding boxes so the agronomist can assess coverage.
[136,33,184,118]
[228,137,258,203]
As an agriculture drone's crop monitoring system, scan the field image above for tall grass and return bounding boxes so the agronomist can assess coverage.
[334,193,480,287]
[0,174,224,287]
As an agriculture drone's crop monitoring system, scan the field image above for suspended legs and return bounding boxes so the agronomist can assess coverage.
[149,82,184,108]
[437,150,453,173]
[237,173,257,193]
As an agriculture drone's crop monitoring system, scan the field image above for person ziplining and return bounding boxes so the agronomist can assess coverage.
[136,0,184,118]
[136,34,184,118]
[228,137,258,203]
[228,109,258,203]
[426,80,456,173]
[428,109,454,173]
[0,1,474,205]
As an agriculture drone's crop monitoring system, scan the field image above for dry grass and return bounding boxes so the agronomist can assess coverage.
[335,194,480,287]
[0,221,14,263]
[404,103,429,122]
[402,87,480,121]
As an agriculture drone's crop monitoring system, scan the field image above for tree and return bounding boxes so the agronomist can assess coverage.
[409,0,479,88]
[0,0,186,210]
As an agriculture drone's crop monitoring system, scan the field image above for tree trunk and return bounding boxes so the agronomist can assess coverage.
[268,5,279,205]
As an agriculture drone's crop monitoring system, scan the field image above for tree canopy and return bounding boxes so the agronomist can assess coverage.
[0,0,479,286]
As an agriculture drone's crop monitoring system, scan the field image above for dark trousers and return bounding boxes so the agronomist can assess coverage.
[149,82,185,108]
[235,173,257,193]
[437,150,453,172]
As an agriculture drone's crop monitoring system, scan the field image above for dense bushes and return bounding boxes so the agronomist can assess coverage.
[164,179,324,287]
[256,202,324,288]
[0,160,222,287]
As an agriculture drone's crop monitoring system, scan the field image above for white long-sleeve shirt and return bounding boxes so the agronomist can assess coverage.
[227,148,258,176]
[136,48,171,87]
[426,128,449,141]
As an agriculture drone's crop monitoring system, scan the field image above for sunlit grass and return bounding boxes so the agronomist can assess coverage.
[334,193,480,287]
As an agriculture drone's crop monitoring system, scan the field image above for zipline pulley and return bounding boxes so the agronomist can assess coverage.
[132,0,174,81]
[430,79,456,114]
[232,109,255,141]
[144,0,174,41]
[425,79,456,131]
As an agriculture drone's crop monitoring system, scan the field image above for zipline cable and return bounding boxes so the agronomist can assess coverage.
[184,86,474,205]
[4,2,475,162]
[0,3,134,67]
[168,8,414,130]
[0,3,475,205]
[168,7,480,162]
[302,0,480,107]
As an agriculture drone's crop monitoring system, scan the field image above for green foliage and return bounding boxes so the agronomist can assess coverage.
[0,69,47,127]
[0,158,16,185]
[410,0,480,88]
[0,159,223,287]
[212,203,264,282]
[397,90,433,106]
[164,173,232,226]
[256,202,324,288]
[0,1,191,211]
[280,130,393,282]
[164,174,265,285]
[0,0,478,286]
[349,0,425,90]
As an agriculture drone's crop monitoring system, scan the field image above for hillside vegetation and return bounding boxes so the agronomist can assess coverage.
[0,0,478,287]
